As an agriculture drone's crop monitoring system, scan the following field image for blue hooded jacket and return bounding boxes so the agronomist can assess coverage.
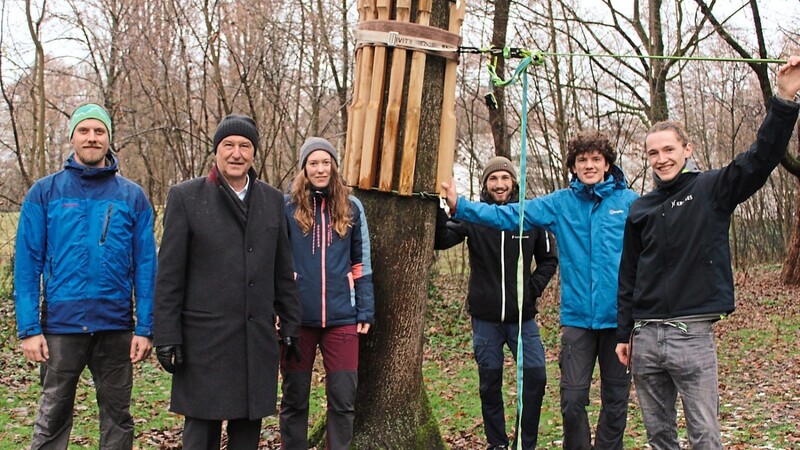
[14,153,157,338]
[453,165,637,329]
[284,192,375,328]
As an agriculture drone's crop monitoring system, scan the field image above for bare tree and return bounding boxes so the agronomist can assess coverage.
[692,0,800,283]
[25,0,47,182]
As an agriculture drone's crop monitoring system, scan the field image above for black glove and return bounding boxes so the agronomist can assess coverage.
[155,345,183,373]
[281,336,301,362]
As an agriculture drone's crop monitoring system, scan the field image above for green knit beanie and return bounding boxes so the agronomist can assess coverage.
[69,103,112,141]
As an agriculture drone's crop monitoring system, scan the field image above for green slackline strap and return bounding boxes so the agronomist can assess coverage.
[543,51,787,64]
[461,45,788,65]
[485,46,535,450]
[486,50,545,87]
[512,66,529,450]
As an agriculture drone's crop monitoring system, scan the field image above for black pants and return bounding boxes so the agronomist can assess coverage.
[183,416,262,450]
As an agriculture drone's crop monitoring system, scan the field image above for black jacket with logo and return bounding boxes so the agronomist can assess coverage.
[435,191,558,323]
[617,97,800,342]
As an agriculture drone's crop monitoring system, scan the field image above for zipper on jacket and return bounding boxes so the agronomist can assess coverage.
[99,204,113,246]
[544,230,550,253]
[500,230,506,322]
[658,202,672,317]
[320,198,328,328]
[589,199,602,327]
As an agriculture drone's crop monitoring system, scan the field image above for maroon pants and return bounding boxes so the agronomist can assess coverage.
[279,325,359,450]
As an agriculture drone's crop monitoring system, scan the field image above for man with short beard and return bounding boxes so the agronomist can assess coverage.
[435,156,558,450]
[15,102,157,449]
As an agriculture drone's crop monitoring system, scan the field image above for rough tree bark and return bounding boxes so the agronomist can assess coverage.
[346,1,449,448]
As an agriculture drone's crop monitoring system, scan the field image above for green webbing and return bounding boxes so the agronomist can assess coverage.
[461,45,787,65]
[486,51,537,450]
[513,66,529,450]
[542,51,787,64]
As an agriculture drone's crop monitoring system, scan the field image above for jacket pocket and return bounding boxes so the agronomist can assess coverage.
[99,203,114,246]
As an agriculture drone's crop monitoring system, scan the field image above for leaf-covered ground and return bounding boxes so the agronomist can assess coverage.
[1,266,798,449]
[428,265,800,449]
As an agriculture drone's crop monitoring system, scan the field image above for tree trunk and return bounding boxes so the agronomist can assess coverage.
[25,0,46,180]
[647,0,669,122]
[781,183,800,285]
[488,0,510,158]
[347,2,449,447]
[351,192,444,449]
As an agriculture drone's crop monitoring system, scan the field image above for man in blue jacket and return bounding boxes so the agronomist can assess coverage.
[443,131,638,450]
[14,103,157,449]
[435,156,558,450]
[616,56,800,450]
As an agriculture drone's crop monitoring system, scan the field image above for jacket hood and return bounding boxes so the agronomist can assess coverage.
[569,164,629,200]
[653,159,701,190]
[65,152,119,178]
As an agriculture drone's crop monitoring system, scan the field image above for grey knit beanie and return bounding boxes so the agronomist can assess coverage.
[212,115,259,154]
[481,156,517,186]
[299,137,337,168]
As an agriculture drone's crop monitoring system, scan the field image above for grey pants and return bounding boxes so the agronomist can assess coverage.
[31,332,134,450]
[631,320,722,450]
[559,327,630,450]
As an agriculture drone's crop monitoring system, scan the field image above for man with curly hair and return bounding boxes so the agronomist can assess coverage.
[443,130,638,450]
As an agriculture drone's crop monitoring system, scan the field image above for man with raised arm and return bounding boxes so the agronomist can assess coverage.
[615,56,800,449]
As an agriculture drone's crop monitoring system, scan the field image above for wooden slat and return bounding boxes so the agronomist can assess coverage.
[343,0,371,182]
[435,0,466,195]
[345,0,377,186]
[397,0,432,196]
[377,0,412,192]
[358,0,393,189]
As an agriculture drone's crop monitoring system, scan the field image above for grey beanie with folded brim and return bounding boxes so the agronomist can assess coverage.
[481,156,517,186]
[299,137,337,168]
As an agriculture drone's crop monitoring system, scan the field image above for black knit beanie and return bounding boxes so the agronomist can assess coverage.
[212,115,259,154]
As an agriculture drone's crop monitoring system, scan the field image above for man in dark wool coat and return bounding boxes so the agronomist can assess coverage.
[153,114,302,450]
